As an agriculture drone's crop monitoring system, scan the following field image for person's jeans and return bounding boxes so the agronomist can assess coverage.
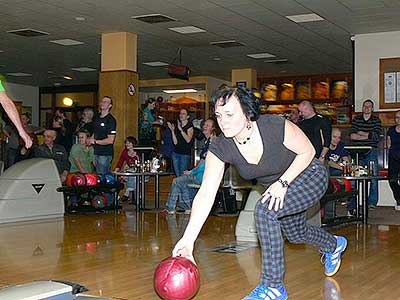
[166,174,200,211]
[95,155,113,205]
[124,176,136,197]
[348,149,379,210]
[388,154,400,205]
[171,152,191,177]
[95,155,112,175]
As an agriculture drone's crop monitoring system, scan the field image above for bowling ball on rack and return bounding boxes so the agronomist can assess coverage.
[85,173,98,186]
[104,174,115,185]
[154,256,200,300]
[71,173,87,186]
[91,194,107,209]
[65,173,75,187]
[329,178,341,193]
[336,178,346,192]
[341,178,352,192]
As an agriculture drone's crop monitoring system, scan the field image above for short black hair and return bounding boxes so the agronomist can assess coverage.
[146,97,156,105]
[125,136,138,146]
[211,86,261,121]
[78,128,91,137]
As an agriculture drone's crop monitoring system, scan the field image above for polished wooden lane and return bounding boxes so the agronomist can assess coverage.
[0,212,399,299]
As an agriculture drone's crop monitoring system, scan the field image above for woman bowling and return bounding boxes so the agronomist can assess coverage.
[172,86,347,300]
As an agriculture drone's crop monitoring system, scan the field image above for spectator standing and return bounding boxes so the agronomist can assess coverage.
[298,100,332,162]
[167,109,194,176]
[90,96,116,176]
[387,110,400,211]
[139,98,162,146]
[54,109,73,152]
[350,99,382,209]
[75,107,94,135]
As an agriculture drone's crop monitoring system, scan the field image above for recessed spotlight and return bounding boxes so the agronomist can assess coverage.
[75,16,86,21]
[213,57,221,61]
[143,61,169,67]
[168,26,206,34]
[280,70,287,73]
[286,13,324,23]
[50,39,84,46]
[247,53,275,59]
[54,82,61,86]
[63,97,73,106]
[63,75,72,80]
[0,50,4,53]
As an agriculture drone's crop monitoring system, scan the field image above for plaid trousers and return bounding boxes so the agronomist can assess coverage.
[254,159,337,287]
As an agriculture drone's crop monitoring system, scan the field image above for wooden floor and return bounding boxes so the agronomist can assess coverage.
[1,209,400,300]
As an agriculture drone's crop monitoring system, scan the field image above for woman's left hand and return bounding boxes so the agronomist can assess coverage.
[261,181,288,211]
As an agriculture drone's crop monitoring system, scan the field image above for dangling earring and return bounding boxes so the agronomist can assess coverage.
[246,120,252,130]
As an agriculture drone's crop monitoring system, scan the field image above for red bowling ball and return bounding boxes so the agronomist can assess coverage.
[71,173,87,186]
[330,178,341,193]
[342,178,352,192]
[154,256,200,300]
[85,173,98,186]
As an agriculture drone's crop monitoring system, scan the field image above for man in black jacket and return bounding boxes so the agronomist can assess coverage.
[298,101,332,163]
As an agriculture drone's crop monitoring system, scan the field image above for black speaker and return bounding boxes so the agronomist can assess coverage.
[168,64,190,80]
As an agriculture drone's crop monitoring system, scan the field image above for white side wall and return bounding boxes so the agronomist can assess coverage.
[2,82,40,126]
[355,30,400,112]
[355,31,400,206]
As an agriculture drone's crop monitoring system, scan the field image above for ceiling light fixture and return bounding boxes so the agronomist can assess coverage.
[50,39,84,46]
[143,61,169,67]
[286,13,324,23]
[168,26,206,34]
[71,67,96,72]
[7,72,32,77]
[75,16,86,21]
[63,75,72,80]
[163,89,197,94]
[247,53,276,59]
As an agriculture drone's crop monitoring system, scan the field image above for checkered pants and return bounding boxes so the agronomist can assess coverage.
[254,159,337,287]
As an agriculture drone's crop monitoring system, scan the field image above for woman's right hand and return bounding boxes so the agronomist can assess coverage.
[167,122,175,131]
[172,238,196,265]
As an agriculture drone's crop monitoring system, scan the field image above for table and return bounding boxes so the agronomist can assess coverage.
[113,171,173,212]
[331,175,387,224]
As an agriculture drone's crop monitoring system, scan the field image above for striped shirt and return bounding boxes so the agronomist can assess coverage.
[351,114,382,148]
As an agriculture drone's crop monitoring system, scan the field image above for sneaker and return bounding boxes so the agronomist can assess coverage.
[184,209,191,214]
[242,284,288,300]
[161,209,175,215]
[324,277,341,300]
[321,236,347,277]
[368,204,377,210]
[395,205,400,211]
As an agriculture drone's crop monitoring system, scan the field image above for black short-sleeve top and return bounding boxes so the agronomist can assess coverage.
[208,114,296,188]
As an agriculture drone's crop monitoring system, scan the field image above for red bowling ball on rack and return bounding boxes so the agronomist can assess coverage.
[71,173,87,186]
[154,256,200,300]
